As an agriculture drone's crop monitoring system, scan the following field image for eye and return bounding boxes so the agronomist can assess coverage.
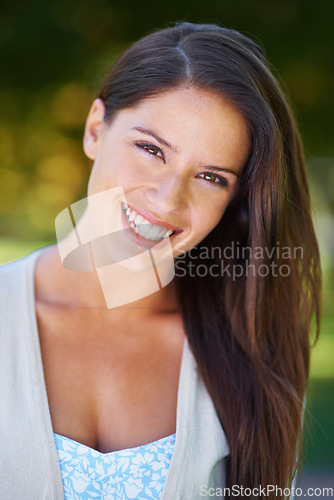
[197,172,229,188]
[135,142,165,160]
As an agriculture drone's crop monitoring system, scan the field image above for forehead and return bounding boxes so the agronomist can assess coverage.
[133,86,247,129]
[103,86,251,168]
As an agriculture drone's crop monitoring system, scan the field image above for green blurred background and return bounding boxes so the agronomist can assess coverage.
[0,0,333,478]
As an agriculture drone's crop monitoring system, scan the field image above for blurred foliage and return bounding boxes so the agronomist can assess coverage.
[303,377,334,468]
[0,0,333,468]
[0,0,334,244]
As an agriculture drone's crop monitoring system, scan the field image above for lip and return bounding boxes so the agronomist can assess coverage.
[120,202,182,249]
[122,202,183,234]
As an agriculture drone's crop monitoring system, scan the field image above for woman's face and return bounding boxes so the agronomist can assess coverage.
[84,86,250,257]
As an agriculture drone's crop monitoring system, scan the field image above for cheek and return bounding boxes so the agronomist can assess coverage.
[191,203,227,243]
[203,201,228,229]
[87,154,131,196]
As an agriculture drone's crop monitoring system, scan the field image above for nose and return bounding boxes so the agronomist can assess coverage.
[145,173,187,215]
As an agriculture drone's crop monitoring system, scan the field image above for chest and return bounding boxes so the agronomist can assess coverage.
[36,303,186,453]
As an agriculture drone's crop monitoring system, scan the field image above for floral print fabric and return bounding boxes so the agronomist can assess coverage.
[54,431,175,500]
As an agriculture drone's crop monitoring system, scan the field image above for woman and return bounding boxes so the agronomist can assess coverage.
[0,22,321,499]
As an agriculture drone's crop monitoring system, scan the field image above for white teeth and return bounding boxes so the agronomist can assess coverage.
[145,225,165,240]
[134,214,144,225]
[122,202,177,241]
[137,224,151,238]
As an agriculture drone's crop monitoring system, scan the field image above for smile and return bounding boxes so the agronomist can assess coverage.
[121,202,175,242]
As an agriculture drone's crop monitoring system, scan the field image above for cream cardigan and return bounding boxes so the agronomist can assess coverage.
[0,249,229,499]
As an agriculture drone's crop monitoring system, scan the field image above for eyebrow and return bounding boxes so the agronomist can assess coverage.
[132,126,178,152]
[132,126,240,178]
[205,166,240,178]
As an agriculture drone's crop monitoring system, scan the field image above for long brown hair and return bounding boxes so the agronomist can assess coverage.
[98,22,322,498]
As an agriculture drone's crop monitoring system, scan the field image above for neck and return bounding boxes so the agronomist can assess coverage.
[36,243,179,318]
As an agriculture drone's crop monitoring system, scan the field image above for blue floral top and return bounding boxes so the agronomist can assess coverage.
[54,432,176,500]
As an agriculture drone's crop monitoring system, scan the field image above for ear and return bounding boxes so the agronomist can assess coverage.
[83,98,106,160]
